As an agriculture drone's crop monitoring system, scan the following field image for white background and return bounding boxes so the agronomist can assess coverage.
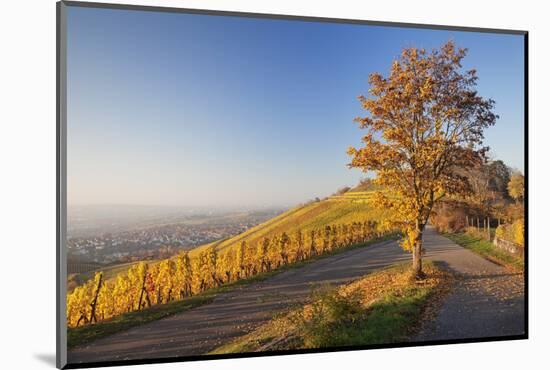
[1,0,547,369]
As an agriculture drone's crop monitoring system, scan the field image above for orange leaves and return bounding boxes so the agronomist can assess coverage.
[508,173,524,201]
[348,41,497,252]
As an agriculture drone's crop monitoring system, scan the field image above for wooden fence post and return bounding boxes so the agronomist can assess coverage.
[89,273,103,324]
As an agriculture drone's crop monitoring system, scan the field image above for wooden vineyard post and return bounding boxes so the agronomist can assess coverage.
[137,264,148,311]
[89,272,103,324]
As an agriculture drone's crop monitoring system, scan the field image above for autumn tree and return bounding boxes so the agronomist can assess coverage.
[175,252,192,298]
[330,225,339,250]
[67,279,94,327]
[235,241,245,279]
[243,242,256,277]
[279,233,290,266]
[191,256,203,293]
[204,246,220,288]
[487,160,511,197]
[508,172,524,203]
[128,261,148,310]
[258,237,271,272]
[113,274,132,312]
[155,260,173,303]
[308,230,317,257]
[269,235,281,268]
[322,226,331,253]
[144,269,155,306]
[97,280,115,321]
[348,41,497,277]
[466,163,495,218]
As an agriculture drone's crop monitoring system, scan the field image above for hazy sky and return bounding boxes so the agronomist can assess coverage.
[66,6,525,208]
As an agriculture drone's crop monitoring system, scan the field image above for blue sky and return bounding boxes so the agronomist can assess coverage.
[67,6,525,208]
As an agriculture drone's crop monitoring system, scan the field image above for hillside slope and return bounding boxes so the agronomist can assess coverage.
[70,190,391,289]
[189,190,391,257]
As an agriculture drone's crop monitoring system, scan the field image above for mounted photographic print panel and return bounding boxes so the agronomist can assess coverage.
[57,1,527,368]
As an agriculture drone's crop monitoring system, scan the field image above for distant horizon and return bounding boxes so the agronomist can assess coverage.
[67,7,524,207]
[67,202,291,210]
[67,190,335,209]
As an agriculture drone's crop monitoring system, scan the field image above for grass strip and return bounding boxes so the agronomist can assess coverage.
[445,232,524,272]
[210,261,450,354]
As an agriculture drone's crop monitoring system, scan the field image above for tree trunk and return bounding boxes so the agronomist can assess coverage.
[412,228,424,278]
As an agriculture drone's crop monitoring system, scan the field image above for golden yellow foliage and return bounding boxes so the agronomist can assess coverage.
[513,219,524,246]
[508,173,525,201]
[67,221,391,328]
[495,219,524,247]
[348,41,497,275]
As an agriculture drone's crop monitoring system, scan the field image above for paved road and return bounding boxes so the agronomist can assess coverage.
[414,227,525,341]
[68,227,525,364]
